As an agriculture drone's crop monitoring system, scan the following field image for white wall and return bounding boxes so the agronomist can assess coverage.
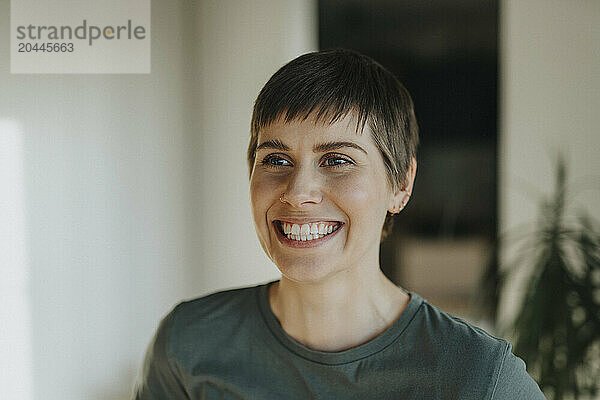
[498,0,600,326]
[191,0,317,294]
[0,0,316,399]
[0,1,195,398]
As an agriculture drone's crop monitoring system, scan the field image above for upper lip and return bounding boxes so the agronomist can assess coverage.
[273,217,343,224]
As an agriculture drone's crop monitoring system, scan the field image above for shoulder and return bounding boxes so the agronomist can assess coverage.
[413,297,509,359]
[160,284,264,362]
[490,343,546,399]
[167,284,261,339]
[133,284,264,399]
[172,284,260,324]
[407,295,545,399]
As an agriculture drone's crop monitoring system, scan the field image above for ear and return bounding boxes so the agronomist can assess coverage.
[387,157,417,214]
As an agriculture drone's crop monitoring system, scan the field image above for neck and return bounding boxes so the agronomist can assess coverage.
[268,268,409,352]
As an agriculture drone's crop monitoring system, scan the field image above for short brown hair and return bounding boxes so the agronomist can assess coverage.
[248,49,419,239]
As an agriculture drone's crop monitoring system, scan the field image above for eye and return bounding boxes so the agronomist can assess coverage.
[260,154,292,167]
[320,154,353,168]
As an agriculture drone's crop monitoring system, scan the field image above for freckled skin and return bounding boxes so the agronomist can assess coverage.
[249,114,400,284]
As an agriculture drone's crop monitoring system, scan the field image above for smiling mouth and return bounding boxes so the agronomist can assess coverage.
[274,220,342,242]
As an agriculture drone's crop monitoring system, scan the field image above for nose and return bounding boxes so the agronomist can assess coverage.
[281,164,323,208]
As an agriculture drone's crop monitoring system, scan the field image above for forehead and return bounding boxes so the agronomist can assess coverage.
[257,112,372,149]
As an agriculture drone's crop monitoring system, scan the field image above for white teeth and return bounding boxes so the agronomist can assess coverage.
[282,221,341,242]
[318,223,326,234]
[291,224,300,235]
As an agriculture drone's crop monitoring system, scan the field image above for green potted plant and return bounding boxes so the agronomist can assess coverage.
[481,158,600,399]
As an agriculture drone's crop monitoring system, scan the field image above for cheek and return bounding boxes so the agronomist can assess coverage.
[329,172,387,213]
[249,173,282,232]
[336,183,370,214]
[327,172,389,238]
[250,177,269,222]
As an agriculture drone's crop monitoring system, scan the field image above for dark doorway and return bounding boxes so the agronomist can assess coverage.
[320,0,499,320]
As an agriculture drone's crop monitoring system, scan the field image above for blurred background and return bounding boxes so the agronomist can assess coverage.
[1,0,598,399]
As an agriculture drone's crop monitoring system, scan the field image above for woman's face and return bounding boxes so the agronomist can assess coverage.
[249,113,403,284]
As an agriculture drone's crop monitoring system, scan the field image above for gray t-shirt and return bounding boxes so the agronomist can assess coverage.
[134,281,546,399]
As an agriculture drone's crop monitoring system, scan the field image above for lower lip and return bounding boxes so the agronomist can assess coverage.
[273,222,343,248]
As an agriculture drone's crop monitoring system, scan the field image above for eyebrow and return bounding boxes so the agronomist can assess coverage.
[256,139,290,152]
[256,139,368,155]
[313,141,368,155]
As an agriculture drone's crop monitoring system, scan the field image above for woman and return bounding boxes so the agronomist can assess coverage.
[134,49,545,399]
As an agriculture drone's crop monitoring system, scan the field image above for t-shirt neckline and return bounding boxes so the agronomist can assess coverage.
[256,280,423,365]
